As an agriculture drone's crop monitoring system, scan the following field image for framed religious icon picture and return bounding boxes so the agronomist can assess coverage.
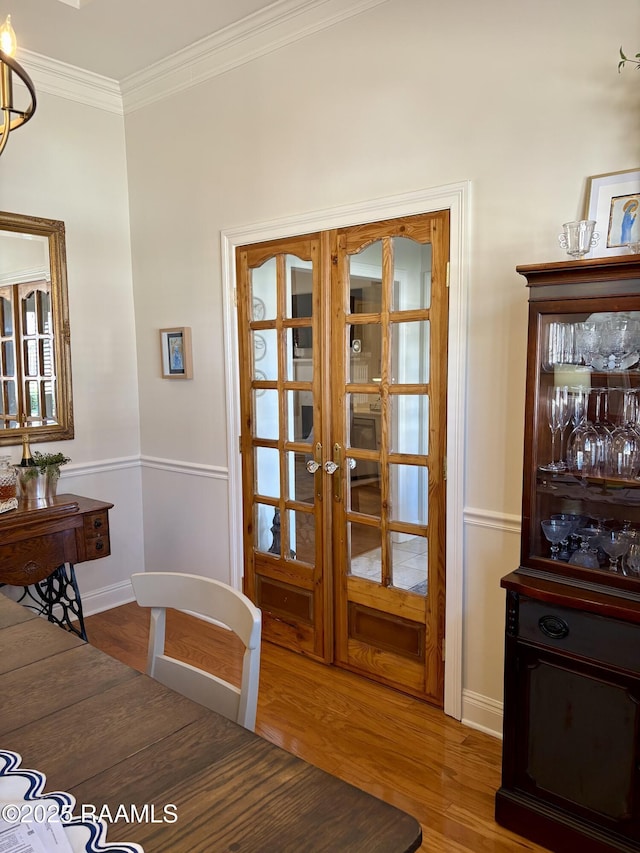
[160,327,193,379]
[585,168,640,256]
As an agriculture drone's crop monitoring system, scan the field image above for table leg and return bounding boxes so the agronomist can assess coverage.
[10,563,87,640]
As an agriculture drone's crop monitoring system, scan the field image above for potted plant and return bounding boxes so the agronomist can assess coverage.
[32,450,71,499]
[15,450,71,505]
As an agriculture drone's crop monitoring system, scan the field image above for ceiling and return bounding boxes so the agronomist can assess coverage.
[5,0,311,81]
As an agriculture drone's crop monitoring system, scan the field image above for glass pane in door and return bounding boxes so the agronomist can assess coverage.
[390,395,429,455]
[391,535,428,593]
[255,502,280,555]
[286,259,313,319]
[389,463,428,525]
[286,390,314,442]
[251,258,277,320]
[349,521,382,581]
[252,330,273,370]
[253,328,278,381]
[254,390,279,440]
[349,464,382,515]
[288,508,315,564]
[391,320,430,383]
[349,241,382,313]
[286,451,314,505]
[255,446,280,498]
[392,237,432,311]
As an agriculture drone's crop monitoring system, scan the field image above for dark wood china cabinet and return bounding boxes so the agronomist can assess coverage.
[496,255,640,853]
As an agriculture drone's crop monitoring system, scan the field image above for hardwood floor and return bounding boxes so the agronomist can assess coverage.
[84,603,550,853]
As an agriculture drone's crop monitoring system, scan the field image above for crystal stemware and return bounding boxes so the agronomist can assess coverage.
[551,513,583,556]
[541,518,573,559]
[592,389,613,476]
[599,530,630,573]
[566,389,599,475]
[599,319,640,371]
[608,390,640,479]
[575,321,598,367]
[541,385,570,472]
[569,526,601,569]
[625,541,640,578]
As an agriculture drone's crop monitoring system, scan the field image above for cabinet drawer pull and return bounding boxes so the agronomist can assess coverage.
[93,518,103,529]
[538,615,569,639]
[95,539,104,551]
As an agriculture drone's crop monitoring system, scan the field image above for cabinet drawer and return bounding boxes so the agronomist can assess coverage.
[519,597,640,675]
[81,510,110,560]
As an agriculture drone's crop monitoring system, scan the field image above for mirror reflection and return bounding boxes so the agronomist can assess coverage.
[0,212,73,445]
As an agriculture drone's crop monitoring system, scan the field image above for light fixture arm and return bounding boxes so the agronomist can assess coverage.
[0,47,37,157]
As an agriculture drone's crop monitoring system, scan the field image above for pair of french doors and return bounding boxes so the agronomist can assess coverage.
[236,211,449,705]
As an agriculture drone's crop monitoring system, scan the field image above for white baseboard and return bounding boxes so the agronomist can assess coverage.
[81,579,136,617]
[461,689,503,739]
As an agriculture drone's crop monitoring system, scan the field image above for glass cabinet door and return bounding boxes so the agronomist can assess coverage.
[528,305,640,588]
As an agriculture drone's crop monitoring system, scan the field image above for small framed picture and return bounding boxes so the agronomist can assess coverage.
[585,168,640,256]
[160,327,193,379]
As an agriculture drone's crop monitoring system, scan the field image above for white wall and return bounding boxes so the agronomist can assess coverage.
[0,89,145,611]
[2,0,638,734]
[123,0,640,733]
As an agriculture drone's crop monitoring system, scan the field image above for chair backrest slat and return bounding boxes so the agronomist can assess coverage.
[131,572,261,731]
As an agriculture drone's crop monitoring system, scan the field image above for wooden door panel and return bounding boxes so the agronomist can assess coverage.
[237,211,449,705]
[346,640,426,694]
[237,233,331,662]
[331,211,449,706]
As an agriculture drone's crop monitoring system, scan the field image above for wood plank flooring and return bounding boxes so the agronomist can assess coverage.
[84,602,551,853]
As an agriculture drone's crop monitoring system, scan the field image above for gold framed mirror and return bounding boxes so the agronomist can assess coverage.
[0,211,73,446]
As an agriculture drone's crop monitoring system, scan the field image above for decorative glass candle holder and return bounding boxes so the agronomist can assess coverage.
[559,220,600,259]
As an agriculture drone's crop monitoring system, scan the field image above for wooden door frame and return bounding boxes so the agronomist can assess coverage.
[221,182,470,720]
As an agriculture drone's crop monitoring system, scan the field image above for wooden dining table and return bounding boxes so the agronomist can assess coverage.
[0,593,422,852]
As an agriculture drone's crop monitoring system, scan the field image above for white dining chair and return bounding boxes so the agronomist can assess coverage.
[130,571,262,731]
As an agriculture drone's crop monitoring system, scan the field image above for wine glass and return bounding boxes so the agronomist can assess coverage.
[541,518,573,559]
[625,541,640,577]
[620,525,640,577]
[569,527,601,569]
[591,388,613,476]
[551,513,584,557]
[566,388,599,475]
[599,530,630,573]
[541,385,570,472]
[608,390,640,479]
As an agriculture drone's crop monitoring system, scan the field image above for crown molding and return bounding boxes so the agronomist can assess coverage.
[0,265,49,285]
[20,49,123,115]
[121,0,390,113]
[16,0,388,117]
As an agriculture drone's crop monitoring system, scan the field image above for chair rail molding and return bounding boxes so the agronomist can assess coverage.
[221,180,470,721]
[464,507,522,535]
[54,455,228,480]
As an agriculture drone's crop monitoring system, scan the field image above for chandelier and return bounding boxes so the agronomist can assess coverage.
[0,15,36,157]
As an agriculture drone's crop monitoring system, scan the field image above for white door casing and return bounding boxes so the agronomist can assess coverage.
[221,181,470,719]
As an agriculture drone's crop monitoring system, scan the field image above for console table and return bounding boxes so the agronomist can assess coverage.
[0,493,112,641]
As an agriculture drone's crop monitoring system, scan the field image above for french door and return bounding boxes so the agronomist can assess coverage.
[236,211,449,705]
